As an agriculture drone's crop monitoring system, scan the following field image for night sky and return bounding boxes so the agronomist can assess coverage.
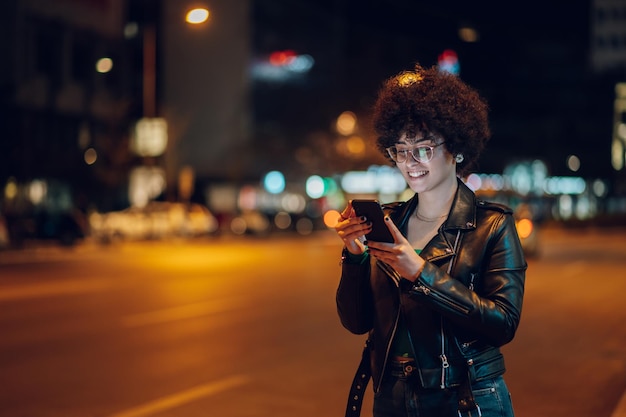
[251,0,622,179]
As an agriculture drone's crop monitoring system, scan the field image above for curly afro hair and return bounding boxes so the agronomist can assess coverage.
[373,64,491,176]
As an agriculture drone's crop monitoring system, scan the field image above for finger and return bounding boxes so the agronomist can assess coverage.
[384,216,405,243]
[339,201,354,221]
[337,219,371,241]
[345,238,366,254]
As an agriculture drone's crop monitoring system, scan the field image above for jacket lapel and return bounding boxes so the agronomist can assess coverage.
[391,179,478,264]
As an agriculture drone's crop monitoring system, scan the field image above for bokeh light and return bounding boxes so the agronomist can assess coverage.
[95,57,113,73]
[185,8,209,24]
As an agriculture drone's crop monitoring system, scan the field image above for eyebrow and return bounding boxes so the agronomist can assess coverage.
[398,135,437,145]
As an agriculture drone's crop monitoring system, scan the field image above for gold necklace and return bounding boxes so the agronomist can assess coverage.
[415,210,447,222]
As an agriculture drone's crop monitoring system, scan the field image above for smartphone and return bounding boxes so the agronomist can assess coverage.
[351,199,394,243]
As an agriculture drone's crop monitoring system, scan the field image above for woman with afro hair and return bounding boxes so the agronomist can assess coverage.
[334,64,527,417]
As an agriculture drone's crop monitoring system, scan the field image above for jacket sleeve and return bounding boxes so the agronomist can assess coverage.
[405,212,526,347]
[336,255,375,335]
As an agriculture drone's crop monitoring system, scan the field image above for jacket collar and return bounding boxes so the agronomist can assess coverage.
[389,178,477,262]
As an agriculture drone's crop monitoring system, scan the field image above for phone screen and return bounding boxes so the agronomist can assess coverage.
[351,199,394,243]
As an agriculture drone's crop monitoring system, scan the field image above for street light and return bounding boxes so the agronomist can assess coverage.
[185,7,209,25]
[130,5,210,207]
[141,6,210,118]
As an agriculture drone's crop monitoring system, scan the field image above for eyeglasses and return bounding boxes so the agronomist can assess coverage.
[386,143,444,163]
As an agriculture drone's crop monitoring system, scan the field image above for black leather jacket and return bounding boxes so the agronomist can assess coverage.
[337,179,527,392]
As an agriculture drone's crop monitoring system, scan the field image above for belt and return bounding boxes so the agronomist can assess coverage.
[457,370,481,417]
[344,343,481,417]
[388,359,417,378]
[344,341,371,417]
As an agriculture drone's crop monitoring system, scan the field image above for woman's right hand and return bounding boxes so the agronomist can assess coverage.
[334,201,372,255]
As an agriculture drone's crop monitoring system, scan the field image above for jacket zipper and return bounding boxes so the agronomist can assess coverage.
[378,302,401,391]
[469,272,476,291]
[375,260,403,392]
[435,230,461,389]
[411,284,471,315]
[439,317,449,388]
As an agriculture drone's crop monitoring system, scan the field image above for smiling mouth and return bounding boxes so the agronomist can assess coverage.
[408,171,428,178]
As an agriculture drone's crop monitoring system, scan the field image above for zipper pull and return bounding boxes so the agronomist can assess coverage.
[440,354,450,368]
[413,284,431,295]
[439,353,450,389]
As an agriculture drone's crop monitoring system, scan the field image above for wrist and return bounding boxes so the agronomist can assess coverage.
[340,247,369,265]
[409,262,425,282]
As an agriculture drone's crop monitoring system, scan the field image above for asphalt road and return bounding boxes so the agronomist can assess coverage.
[0,227,625,417]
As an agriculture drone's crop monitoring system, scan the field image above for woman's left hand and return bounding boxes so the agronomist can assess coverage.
[366,216,425,282]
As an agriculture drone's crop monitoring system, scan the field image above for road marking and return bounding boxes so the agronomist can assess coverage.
[0,279,109,301]
[121,299,241,327]
[107,375,250,417]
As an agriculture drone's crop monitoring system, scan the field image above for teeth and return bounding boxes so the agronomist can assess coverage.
[408,171,427,178]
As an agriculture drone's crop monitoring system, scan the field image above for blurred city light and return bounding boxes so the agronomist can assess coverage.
[323,209,342,228]
[131,118,168,157]
[516,218,533,239]
[124,22,139,39]
[592,179,608,197]
[335,136,366,158]
[251,51,314,82]
[269,50,296,66]
[295,217,314,235]
[95,57,113,73]
[230,217,247,235]
[306,175,325,199]
[129,167,166,208]
[558,195,574,219]
[437,49,460,75]
[28,180,46,205]
[274,211,292,229]
[346,136,366,156]
[230,211,270,235]
[458,26,479,42]
[89,201,218,242]
[336,111,357,135]
[566,155,581,172]
[281,193,306,213]
[286,54,314,72]
[263,171,286,194]
[611,139,624,170]
[612,82,626,171]
[503,160,547,196]
[84,148,97,165]
[341,166,407,195]
[267,50,314,73]
[4,178,17,200]
[464,173,482,191]
[543,176,587,195]
[185,8,209,24]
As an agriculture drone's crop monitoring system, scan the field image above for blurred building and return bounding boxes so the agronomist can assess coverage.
[0,0,134,209]
[160,1,251,184]
[0,0,251,210]
[591,0,626,73]
[592,0,626,195]
[2,0,626,217]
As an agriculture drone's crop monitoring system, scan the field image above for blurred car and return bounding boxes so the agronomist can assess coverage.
[228,210,271,236]
[3,209,86,247]
[89,201,218,242]
[514,202,540,258]
[475,190,541,258]
[0,214,10,249]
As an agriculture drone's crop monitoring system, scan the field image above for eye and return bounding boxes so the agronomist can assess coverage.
[416,147,430,159]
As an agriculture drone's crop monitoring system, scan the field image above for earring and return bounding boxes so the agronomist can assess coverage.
[455,154,464,163]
